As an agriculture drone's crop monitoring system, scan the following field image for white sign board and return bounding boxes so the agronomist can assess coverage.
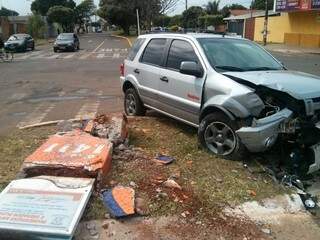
[0,176,94,240]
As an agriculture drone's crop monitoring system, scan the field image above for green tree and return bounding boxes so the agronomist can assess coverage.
[169,14,182,26]
[153,15,171,27]
[75,0,96,31]
[27,14,46,39]
[31,0,76,16]
[205,0,220,15]
[199,15,224,29]
[0,7,19,16]
[98,2,135,35]
[47,6,75,31]
[251,0,274,10]
[182,6,205,29]
[220,4,247,18]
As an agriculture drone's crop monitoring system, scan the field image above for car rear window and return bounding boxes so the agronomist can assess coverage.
[127,38,145,61]
[141,38,167,66]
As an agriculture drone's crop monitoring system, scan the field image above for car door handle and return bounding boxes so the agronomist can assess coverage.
[134,69,140,74]
[160,76,169,82]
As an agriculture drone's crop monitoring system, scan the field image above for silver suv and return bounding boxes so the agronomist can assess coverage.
[120,33,320,176]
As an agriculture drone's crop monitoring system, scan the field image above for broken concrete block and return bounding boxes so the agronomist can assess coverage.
[93,113,128,146]
[0,176,94,240]
[22,130,113,179]
[84,120,95,133]
[102,186,135,218]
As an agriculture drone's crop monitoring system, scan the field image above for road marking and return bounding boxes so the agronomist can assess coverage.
[79,53,92,60]
[97,53,105,59]
[17,103,56,128]
[113,53,120,59]
[75,101,100,119]
[106,48,113,52]
[46,54,60,59]
[93,40,105,53]
[63,54,76,59]
[10,93,27,101]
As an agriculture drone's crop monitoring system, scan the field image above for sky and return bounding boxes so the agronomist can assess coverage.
[1,0,252,16]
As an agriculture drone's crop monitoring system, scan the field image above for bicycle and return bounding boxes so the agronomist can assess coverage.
[0,49,14,62]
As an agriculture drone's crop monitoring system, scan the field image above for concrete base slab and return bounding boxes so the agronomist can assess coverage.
[22,130,113,179]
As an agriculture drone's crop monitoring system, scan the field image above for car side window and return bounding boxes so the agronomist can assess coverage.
[166,40,199,71]
[127,38,145,61]
[141,38,167,66]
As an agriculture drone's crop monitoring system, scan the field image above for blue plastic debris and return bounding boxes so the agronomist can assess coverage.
[154,154,175,165]
[102,186,135,218]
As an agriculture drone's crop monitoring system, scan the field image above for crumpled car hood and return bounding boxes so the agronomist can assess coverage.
[224,70,320,100]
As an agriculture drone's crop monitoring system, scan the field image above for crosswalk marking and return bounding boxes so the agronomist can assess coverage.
[14,49,127,61]
[75,101,100,119]
[113,53,120,59]
[46,54,60,59]
[17,103,56,128]
[97,53,105,59]
[63,54,76,59]
[79,53,92,60]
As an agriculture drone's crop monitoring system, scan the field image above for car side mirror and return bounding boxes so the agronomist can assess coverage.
[180,61,203,78]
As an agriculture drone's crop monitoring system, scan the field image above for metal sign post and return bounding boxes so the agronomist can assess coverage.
[136,8,140,36]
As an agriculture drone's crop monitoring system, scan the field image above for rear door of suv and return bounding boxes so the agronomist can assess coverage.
[126,38,167,108]
[157,38,206,125]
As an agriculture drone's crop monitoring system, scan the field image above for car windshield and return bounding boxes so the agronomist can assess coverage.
[8,35,25,41]
[198,38,284,72]
[57,34,73,40]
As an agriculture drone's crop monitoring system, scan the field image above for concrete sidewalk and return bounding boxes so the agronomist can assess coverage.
[264,43,320,54]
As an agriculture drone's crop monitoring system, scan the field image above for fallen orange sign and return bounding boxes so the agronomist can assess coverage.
[23,130,113,178]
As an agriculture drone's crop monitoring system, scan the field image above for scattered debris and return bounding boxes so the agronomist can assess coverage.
[135,197,150,216]
[84,120,95,133]
[22,130,113,179]
[181,211,190,218]
[163,179,182,190]
[0,176,94,240]
[92,113,128,146]
[153,154,175,165]
[261,228,272,235]
[247,190,257,197]
[102,186,135,218]
[129,181,138,188]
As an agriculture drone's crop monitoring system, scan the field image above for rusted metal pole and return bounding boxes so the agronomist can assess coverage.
[263,0,269,46]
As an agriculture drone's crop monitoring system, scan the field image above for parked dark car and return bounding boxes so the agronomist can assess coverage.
[53,33,80,52]
[4,34,35,52]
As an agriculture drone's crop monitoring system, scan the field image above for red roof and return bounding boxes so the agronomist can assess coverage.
[229,9,257,16]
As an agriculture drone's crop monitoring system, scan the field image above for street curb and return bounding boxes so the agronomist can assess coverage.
[111,35,132,47]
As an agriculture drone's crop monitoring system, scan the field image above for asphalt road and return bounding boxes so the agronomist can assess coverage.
[271,51,320,76]
[0,33,128,135]
[0,33,319,136]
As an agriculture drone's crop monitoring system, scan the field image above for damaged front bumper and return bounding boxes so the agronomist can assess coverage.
[236,108,293,152]
[236,108,320,174]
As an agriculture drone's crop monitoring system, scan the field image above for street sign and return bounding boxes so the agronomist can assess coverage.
[0,176,94,240]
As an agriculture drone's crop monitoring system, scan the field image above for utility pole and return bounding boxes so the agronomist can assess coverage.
[263,0,269,46]
[185,0,188,11]
[136,8,141,36]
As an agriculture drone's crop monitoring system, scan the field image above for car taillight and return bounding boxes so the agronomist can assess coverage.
[120,63,124,77]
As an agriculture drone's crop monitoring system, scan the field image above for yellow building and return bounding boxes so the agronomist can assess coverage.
[254,0,320,48]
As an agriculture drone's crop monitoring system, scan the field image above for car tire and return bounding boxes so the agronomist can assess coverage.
[198,112,246,161]
[32,44,35,51]
[77,44,80,50]
[124,88,146,116]
[54,48,58,53]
